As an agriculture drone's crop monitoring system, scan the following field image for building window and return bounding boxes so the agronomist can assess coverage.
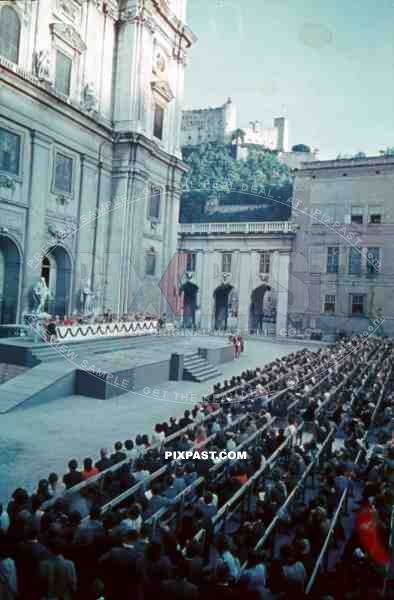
[368,206,382,224]
[367,247,380,274]
[148,187,161,221]
[351,206,363,224]
[348,247,361,274]
[153,104,164,140]
[0,6,21,64]
[145,249,157,276]
[41,256,51,288]
[326,247,339,273]
[222,253,232,273]
[350,294,366,316]
[55,50,72,96]
[0,127,20,175]
[324,295,336,314]
[186,253,196,272]
[259,251,271,274]
[54,152,73,194]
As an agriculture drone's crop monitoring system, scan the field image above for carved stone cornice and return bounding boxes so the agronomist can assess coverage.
[0,175,16,191]
[55,0,82,26]
[150,79,174,103]
[48,224,69,241]
[50,22,87,53]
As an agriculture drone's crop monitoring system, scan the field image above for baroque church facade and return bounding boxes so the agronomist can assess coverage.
[0,0,195,324]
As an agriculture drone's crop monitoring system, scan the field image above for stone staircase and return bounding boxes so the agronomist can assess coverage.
[182,352,222,383]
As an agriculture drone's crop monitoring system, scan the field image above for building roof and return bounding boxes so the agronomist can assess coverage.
[297,155,394,172]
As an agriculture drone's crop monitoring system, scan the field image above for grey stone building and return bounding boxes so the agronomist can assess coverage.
[177,221,296,336]
[289,155,394,337]
[0,0,195,324]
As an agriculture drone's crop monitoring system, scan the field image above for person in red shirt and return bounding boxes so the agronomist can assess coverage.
[195,425,207,450]
[82,457,99,480]
[355,497,390,567]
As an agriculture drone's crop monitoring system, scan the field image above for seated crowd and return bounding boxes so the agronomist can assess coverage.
[1,336,394,600]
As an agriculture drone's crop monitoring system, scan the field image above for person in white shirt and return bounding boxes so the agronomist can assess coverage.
[48,472,66,498]
[284,418,297,447]
[0,504,10,533]
[119,503,143,533]
[124,439,139,463]
[151,424,165,446]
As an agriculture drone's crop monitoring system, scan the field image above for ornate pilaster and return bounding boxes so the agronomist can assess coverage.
[275,250,290,338]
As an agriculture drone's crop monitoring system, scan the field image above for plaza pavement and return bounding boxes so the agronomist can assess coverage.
[0,337,318,502]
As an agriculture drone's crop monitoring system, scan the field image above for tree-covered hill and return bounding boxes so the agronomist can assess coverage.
[180,142,293,223]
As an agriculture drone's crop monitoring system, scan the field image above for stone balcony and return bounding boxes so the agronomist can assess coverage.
[178,221,298,236]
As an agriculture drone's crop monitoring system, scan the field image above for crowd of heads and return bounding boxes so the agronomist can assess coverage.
[1,336,394,599]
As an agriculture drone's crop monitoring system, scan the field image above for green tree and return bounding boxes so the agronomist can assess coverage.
[291,144,311,153]
[180,143,292,222]
[231,128,246,144]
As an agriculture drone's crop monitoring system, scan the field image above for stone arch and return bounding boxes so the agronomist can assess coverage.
[249,284,274,333]
[214,283,234,331]
[0,234,22,324]
[180,281,199,328]
[43,245,72,317]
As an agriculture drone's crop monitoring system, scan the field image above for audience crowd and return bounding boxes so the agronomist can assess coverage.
[1,336,394,600]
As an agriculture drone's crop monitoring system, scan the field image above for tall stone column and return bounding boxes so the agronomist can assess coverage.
[238,251,252,334]
[125,172,149,314]
[275,251,290,338]
[160,184,180,317]
[72,155,97,312]
[199,250,215,332]
[21,131,51,315]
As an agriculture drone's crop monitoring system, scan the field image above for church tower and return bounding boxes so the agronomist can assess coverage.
[107,0,197,315]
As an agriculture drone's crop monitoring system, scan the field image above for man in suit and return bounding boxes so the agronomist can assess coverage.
[99,529,144,600]
[95,448,113,472]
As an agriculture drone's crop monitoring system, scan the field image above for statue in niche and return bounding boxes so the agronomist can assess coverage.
[33,277,53,314]
[35,50,52,83]
[83,82,99,112]
[80,281,96,315]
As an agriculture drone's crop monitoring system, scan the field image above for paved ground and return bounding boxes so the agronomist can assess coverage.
[0,337,317,502]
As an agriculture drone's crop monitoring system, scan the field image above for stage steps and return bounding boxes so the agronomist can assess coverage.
[183,352,222,382]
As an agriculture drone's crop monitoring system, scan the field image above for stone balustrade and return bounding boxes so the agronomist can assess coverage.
[179,221,297,235]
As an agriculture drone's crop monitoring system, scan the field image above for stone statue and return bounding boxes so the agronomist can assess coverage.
[80,282,96,315]
[83,82,98,112]
[35,50,52,83]
[33,277,52,314]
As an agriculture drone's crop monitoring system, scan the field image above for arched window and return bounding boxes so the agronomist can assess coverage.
[41,256,51,287]
[0,6,21,64]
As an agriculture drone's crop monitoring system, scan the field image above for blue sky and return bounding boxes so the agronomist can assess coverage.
[185,0,394,159]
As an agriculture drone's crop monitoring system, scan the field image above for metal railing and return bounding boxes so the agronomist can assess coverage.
[305,359,393,595]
